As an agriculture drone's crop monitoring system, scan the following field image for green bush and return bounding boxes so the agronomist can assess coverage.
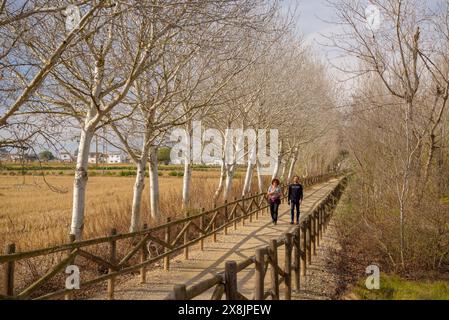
[119,170,136,177]
[168,171,184,177]
[168,171,178,177]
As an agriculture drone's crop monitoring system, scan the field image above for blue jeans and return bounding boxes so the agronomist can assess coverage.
[290,201,300,222]
[269,201,279,222]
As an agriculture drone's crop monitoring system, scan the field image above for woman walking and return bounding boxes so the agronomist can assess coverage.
[267,178,282,225]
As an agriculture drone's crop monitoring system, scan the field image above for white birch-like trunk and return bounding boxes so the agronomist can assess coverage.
[242,161,254,196]
[272,157,281,180]
[129,154,148,232]
[213,159,226,202]
[280,160,287,180]
[223,164,235,201]
[271,140,282,180]
[70,126,95,239]
[182,159,192,209]
[287,147,298,182]
[149,146,160,220]
[182,122,194,209]
[256,159,264,193]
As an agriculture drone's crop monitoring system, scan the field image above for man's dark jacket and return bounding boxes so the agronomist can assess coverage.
[288,183,303,203]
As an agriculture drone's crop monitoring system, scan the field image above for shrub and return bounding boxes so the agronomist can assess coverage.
[119,171,136,177]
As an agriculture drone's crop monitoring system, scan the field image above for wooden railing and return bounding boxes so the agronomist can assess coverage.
[167,176,348,300]
[0,172,338,300]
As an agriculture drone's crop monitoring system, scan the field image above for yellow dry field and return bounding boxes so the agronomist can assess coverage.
[0,171,248,251]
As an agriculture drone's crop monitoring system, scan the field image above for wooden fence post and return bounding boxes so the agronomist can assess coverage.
[233,197,238,230]
[301,223,307,277]
[255,195,259,220]
[284,233,292,300]
[310,214,316,256]
[140,223,148,284]
[184,212,189,259]
[200,208,205,250]
[107,228,117,300]
[293,229,301,292]
[173,284,187,300]
[254,248,265,300]
[3,243,15,297]
[224,201,228,235]
[249,193,253,223]
[269,239,279,300]
[319,207,324,240]
[213,204,217,243]
[164,217,171,271]
[307,218,312,264]
[225,261,238,300]
[241,196,245,227]
[315,212,320,247]
[312,213,317,254]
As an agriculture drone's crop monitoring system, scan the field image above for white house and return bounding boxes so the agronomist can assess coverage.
[107,152,127,164]
[88,152,106,164]
[59,152,74,162]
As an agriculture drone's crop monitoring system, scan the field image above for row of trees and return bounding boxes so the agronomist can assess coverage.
[1,1,342,240]
[330,0,449,272]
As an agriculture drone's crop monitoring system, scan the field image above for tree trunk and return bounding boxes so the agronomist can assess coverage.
[256,159,264,193]
[130,156,148,232]
[149,146,160,221]
[280,159,287,180]
[287,147,298,182]
[213,159,226,203]
[271,140,282,180]
[182,159,192,209]
[223,164,235,201]
[242,161,254,196]
[70,127,94,239]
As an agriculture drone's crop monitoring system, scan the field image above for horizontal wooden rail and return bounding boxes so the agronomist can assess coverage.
[0,172,341,300]
[167,175,348,300]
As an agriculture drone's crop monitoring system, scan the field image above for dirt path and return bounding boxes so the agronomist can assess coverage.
[291,218,342,300]
[93,178,342,300]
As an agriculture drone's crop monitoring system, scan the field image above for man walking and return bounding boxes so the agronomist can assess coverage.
[288,175,303,225]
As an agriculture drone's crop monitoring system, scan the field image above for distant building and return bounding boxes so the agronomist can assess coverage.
[107,152,128,164]
[88,152,106,164]
[59,152,74,162]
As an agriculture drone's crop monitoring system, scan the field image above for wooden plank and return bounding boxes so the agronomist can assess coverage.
[140,224,148,284]
[164,218,171,271]
[224,261,238,300]
[254,248,265,300]
[174,284,187,300]
[211,284,225,300]
[17,249,79,299]
[284,233,293,300]
[3,244,15,297]
[269,239,279,300]
[119,232,151,267]
[170,220,192,247]
[185,274,223,299]
[107,228,117,300]
[78,250,118,271]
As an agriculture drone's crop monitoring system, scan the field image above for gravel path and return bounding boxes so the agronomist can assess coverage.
[291,219,342,300]
[92,178,341,300]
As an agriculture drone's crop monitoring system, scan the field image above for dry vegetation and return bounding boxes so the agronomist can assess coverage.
[0,169,260,251]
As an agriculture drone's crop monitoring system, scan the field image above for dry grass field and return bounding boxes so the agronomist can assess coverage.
[0,170,255,251]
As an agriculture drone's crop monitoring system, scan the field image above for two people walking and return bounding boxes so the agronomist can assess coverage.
[267,176,303,225]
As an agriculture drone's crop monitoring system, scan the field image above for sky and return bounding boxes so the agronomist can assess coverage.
[285,0,353,92]
[289,0,444,87]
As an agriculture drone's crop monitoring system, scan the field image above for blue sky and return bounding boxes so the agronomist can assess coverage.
[293,0,335,36]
